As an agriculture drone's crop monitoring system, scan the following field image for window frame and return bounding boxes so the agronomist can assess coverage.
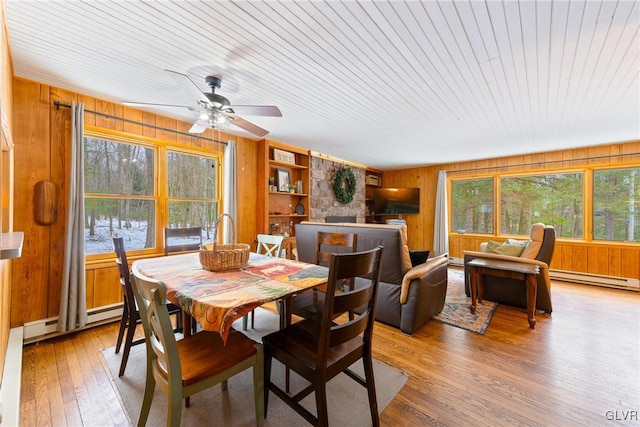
[84,128,223,261]
[447,163,639,246]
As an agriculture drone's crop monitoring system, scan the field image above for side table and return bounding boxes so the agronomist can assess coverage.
[467,258,540,329]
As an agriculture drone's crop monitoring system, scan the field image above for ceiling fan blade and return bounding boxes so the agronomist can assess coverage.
[230,116,269,137]
[123,101,198,111]
[227,105,282,117]
[165,69,212,107]
[188,122,209,134]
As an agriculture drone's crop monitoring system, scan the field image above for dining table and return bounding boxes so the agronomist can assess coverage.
[132,252,329,343]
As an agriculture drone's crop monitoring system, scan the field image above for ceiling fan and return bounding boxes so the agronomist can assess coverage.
[123,70,282,137]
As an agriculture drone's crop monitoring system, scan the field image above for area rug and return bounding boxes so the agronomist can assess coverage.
[432,269,498,334]
[103,308,408,426]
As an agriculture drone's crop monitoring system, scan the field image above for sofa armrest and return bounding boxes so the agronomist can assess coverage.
[400,255,448,304]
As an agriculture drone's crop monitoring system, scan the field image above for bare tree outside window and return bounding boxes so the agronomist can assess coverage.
[84,137,155,254]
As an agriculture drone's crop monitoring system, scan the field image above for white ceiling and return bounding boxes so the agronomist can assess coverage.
[5,0,639,170]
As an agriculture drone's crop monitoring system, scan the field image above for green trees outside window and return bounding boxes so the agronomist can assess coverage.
[451,178,494,234]
[593,168,639,241]
[500,173,583,238]
[451,166,638,242]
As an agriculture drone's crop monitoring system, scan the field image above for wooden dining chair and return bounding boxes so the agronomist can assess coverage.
[262,246,384,427]
[290,231,357,320]
[131,264,265,427]
[112,236,182,377]
[243,234,285,330]
[164,226,203,255]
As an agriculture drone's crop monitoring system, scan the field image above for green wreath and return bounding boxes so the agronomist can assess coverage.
[332,166,357,204]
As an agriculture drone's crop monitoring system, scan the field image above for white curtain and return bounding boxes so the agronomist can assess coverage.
[58,102,87,332]
[222,140,237,243]
[433,170,449,253]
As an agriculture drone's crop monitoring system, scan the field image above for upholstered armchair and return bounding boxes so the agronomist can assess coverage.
[463,223,556,313]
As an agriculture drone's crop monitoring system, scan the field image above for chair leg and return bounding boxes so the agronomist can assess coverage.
[363,355,380,427]
[169,391,183,427]
[115,303,129,354]
[263,348,272,419]
[137,367,155,427]
[118,317,137,377]
[251,309,255,329]
[254,344,264,426]
[315,381,329,427]
[243,313,249,331]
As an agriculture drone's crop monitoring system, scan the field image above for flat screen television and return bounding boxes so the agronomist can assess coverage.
[373,187,420,215]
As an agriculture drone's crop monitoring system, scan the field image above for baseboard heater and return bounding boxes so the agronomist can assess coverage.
[22,303,123,344]
[448,257,638,291]
[550,270,639,291]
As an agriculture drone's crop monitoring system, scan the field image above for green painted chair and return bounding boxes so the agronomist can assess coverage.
[131,264,264,427]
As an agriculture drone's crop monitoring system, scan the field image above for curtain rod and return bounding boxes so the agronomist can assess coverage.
[446,151,640,174]
[53,100,228,145]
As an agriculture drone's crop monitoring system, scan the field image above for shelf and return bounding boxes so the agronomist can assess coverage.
[1,232,24,259]
[270,191,308,197]
[269,160,308,170]
[269,214,308,218]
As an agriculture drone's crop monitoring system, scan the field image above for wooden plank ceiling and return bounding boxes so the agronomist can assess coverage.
[5,0,639,169]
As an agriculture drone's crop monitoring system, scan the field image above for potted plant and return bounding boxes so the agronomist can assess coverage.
[288,183,297,193]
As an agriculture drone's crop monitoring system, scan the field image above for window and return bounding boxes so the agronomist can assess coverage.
[167,151,219,241]
[500,173,583,238]
[84,133,222,256]
[84,136,155,255]
[593,167,640,241]
[451,178,494,234]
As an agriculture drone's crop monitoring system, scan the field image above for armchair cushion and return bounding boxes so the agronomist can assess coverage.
[484,240,527,256]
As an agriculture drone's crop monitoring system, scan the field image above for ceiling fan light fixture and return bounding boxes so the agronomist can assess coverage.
[196,108,230,129]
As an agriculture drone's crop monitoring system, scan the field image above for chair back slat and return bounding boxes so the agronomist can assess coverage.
[256,234,285,258]
[315,231,357,267]
[164,227,203,255]
[329,312,370,347]
[332,285,374,316]
[131,266,182,388]
[112,236,136,312]
[318,246,383,358]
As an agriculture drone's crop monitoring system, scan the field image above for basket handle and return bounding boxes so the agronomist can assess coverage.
[212,213,236,249]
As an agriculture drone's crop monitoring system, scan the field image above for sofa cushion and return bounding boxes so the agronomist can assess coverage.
[484,240,527,256]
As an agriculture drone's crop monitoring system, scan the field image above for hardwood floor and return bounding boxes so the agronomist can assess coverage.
[20,274,640,426]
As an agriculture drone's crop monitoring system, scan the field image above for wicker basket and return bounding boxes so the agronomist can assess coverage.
[199,214,250,272]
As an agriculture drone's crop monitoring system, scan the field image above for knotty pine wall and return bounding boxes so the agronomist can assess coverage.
[10,77,258,328]
[384,141,640,281]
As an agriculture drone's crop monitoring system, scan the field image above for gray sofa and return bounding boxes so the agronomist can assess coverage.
[295,221,449,335]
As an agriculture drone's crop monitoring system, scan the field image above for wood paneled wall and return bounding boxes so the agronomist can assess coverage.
[384,142,640,280]
[10,77,258,327]
[0,0,14,383]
